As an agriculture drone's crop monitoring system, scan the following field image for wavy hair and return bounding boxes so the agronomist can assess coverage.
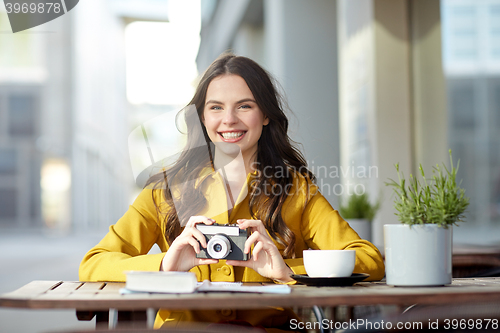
[147,53,315,258]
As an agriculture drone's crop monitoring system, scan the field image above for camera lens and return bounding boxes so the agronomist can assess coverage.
[207,234,231,259]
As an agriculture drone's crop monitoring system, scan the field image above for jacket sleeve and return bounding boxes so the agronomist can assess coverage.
[79,189,166,282]
[284,185,385,281]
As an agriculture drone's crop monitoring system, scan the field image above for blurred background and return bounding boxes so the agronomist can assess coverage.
[0,0,500,331]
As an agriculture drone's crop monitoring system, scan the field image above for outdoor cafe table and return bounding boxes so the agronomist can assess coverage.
[1,277,500,329]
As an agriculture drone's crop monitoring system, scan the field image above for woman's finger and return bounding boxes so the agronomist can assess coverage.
[237,219,266,233]
[244,231,261,254]
[189,228,209,248]
[184,216,197,228]
[176,229,200,246]
[185,216,215,228]
[252,241,264,261]
[187,237,201,254]
[196,258,219,266]
[226,259,250,268]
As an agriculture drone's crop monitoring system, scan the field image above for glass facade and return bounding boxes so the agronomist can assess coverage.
[442,0,500,236]
[0,149,16,176]
[8,94,36,137]
[0,89,40,226]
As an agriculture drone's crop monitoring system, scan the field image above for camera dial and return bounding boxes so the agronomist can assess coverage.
[207,234,232,259]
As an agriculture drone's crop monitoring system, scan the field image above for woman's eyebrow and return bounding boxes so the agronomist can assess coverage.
[205,98,256,105]
[205,99,222,105]
[236,98,256,104]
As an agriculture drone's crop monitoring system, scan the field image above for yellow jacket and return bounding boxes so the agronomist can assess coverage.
[79,170,384,330]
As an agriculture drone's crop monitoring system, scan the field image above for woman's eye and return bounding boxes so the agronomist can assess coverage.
[239,104,251,109]
[210,105,222,110]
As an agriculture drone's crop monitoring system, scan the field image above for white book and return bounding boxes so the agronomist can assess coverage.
[122,271,291,294]
[124,271,198,293]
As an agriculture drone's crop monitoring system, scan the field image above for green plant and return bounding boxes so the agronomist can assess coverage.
[386,150,469,227]
[339,192,380,221]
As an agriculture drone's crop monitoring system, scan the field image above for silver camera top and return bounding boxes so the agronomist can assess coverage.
[195,223,241,236]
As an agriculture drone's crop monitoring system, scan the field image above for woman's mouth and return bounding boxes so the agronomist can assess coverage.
[218,131,246,142]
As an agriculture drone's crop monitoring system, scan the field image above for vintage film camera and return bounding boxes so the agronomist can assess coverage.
[195,223,249,261]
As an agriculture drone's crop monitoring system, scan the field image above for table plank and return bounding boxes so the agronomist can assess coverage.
[36,282,82,300]
[74,282,106,293]
[0,281,62,307]
[99,282,125,294]
[2,278,500,311]
[46,282,82,294]
[0,281,62,298]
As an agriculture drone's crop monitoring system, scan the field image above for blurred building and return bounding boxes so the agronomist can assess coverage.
[442,0,500,242]
[0,0,169,232]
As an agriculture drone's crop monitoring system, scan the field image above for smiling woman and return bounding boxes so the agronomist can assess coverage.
[203,74,269,173]
[79,53,385,332]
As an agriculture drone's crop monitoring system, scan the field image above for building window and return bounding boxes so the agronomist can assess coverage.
[0,188,17,220]
[448,80,476,129]
[0,148,16,176]
[442,0,500,242]
[8,94,36,137]
[491,78,500,129]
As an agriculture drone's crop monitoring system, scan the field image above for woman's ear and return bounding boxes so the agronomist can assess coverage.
[263,117,269,126]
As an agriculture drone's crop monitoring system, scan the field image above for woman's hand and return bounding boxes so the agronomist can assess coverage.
[161,216,219,272]
[226,219,294,283]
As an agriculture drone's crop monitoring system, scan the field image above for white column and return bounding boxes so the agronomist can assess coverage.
[410,0,448,174]
[264,0,340,208]
[371,0,413,246]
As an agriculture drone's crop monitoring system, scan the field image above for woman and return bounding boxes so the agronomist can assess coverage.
[79,53,384,331]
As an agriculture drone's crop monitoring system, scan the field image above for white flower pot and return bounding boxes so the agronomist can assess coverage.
[347,218,372,242]
[384,224,452,286]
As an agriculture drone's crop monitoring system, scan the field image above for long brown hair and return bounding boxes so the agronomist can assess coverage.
[147,53,315,258]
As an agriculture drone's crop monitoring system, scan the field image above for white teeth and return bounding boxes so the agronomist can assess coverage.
[221,132,244,139]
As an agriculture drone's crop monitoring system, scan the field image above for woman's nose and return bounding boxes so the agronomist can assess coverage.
[222,109,238,125]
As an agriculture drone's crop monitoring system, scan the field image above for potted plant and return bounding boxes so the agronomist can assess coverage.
[384,150,469,286]
[339,192,380,242]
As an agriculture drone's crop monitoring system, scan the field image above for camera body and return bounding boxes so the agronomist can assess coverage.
[195,223,249,261]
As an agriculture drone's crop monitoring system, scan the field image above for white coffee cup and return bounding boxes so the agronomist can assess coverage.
[303,249,356,277]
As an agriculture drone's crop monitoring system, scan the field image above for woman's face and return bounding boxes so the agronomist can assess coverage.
[203,74,269,162]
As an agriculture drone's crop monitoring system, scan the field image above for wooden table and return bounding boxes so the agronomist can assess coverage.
[453,245,500,277]
[2,278,500,329]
